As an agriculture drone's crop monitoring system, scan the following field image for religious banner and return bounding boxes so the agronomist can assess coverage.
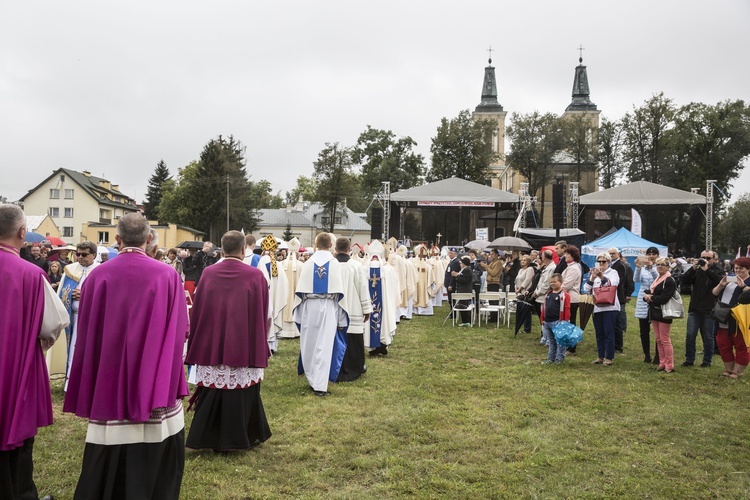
[417,201,495,208]
[631,208,642,237]
[475,228,488,240]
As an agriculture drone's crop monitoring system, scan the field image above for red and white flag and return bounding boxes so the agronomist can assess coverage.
[737,247,742,259]
[746,245,750,258]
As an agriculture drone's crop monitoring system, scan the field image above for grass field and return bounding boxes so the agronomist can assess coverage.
[34,299,750,499]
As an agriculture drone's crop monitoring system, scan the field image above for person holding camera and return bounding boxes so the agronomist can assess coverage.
[711,257,750,378]
[680,250,724,368]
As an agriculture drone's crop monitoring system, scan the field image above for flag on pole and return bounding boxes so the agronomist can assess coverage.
[746,245,750,258]
[737,247,742,260]
[631,208,642,237]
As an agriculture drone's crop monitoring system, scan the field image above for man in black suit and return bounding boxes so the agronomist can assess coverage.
[444,247,461,316]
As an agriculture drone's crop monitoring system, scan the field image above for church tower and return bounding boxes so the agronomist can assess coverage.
[472,51,508,190]
[562,54,601,128]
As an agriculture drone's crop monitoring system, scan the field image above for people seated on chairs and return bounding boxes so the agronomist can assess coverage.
[480,249,505,323]
[452,256,474,326]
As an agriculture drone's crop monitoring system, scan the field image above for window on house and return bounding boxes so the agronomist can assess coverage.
[64,189,74,199]
[63,227,74,237]
[50,189,60,199]
[49,207,59,217]
[98,232,110,243]
[321,217,330,226]
[335,217,342,224]
[64,208,74,218]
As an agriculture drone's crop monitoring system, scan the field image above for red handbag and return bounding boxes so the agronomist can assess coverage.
[593,284,617,306]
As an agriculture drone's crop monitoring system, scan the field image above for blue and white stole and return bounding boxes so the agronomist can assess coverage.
[368,266,383,348]
[57,270,80,351]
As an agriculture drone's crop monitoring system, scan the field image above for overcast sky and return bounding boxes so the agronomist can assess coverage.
[2,1,749,206]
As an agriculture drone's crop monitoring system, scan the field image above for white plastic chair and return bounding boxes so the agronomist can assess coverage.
[478,291,506,328]
[450,292,475,327]
[505,286,517,327]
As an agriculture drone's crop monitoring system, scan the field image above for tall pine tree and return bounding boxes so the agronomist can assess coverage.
[143,160,172,222]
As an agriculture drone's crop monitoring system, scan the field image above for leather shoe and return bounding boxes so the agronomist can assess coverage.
[700,362,711,368]
[681,362,694,367]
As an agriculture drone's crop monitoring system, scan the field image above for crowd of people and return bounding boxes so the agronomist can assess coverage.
[2,199,749,499]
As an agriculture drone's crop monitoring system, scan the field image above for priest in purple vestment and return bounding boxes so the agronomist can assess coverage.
[185,230,273,451]
[0,204,68,500]
[63,213,189,500]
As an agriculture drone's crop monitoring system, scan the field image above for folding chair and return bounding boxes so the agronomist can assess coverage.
[450,292,475,327]
[478,291,506,327]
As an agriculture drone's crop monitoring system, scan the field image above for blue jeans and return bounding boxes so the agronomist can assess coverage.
[685,311,715,365]
[543,321,567,363]
[594,311,618,360]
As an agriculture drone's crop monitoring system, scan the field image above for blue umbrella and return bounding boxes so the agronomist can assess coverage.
[24,232,47,243]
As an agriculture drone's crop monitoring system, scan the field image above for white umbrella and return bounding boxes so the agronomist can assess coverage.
[464,240,491,252]
[487,236,532,251]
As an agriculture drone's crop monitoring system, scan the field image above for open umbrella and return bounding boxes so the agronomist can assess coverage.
[578,294,595,330]
[464,240,491,252]
[46,236,66,246]
[513,298,535,337]
[24,232,47,243]
[731,303,750,348]
[487,236,532,252]
[177,240,205,249]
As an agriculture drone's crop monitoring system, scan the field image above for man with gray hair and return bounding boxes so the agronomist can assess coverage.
[532,249,557,343]
[0,204,68,500]
[146,227,159,258]
[64,213,189,498]
[58,240,99,390]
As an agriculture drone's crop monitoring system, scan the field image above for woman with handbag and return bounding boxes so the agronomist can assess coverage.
[634,247,660,364]
[584,252,620,366]
[711,257,750,379]
[643,257,678,373]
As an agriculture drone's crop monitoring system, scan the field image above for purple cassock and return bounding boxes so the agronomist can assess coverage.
[0,252,53,450]
[63,250,189,422]
[185,259,270,368]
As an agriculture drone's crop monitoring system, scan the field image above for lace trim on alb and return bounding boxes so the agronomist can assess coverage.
[194,365,264,389]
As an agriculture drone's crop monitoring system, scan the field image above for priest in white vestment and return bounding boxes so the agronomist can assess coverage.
[293,233,349,396]
[365,240,398,355]
[413,245,436,315]
[257,235,289,353]
[280,238,302,339]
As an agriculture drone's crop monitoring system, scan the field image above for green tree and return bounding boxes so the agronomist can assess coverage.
[621,92,676,184]
[506,111,566,222]
[285,175,319,206]
[352,125,425,198]
[717,193,750,254]
[282,222,294,241]
[427,110,500,183]
[252,180,284,209]
[562,114,598,183]
[669,100,750,204]
[598,117,626,189]
[158,136,260,241]
[312,142,354,233]
[142,160,172,222]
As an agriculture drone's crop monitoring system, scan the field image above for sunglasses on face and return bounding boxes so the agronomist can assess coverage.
[597,260,608,264]
[76,252,92,257]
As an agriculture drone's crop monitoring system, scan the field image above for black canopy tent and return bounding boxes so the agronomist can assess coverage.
[389,177,519,245]
[578,181,707,253]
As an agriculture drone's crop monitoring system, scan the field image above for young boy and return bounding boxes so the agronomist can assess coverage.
[541,273,571,364]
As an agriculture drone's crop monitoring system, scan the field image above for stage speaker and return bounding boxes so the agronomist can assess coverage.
[552,183,565,229]
[370,207,383,240]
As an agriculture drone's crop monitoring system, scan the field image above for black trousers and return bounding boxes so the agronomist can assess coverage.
[639,317,659,363]
[487,283,501,321]
[0,437,38,500]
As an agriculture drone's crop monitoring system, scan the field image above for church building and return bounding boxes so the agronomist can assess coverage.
[472,53,600,229]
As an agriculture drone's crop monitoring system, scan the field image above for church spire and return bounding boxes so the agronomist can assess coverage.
[566,49,597,112]
[475,47,503,112]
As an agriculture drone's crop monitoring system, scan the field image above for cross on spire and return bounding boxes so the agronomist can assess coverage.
[577,44,585,63]
[487,45,493,64]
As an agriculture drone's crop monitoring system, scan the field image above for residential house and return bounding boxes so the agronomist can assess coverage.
[21,168,139,244]
[25,214,61,239]
[256,198,371,248]
[81,220,205,249]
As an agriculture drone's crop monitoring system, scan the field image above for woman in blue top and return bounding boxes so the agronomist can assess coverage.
[634,247,659,364]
